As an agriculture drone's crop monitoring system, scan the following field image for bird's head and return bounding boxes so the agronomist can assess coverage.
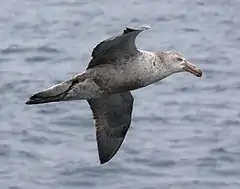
[160,51,202,77]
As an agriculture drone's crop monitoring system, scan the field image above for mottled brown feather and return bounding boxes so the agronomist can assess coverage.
[87,26,150,69]
[87,92,134,164]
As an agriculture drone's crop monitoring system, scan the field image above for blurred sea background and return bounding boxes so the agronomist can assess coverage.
[1,0,240,188]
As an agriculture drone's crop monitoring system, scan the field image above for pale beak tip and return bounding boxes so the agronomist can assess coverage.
[182,61,203,78]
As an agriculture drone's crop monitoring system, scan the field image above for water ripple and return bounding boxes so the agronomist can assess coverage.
[1,0,240,189]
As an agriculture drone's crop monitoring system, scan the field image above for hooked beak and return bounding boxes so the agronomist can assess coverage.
[181,61,202,77]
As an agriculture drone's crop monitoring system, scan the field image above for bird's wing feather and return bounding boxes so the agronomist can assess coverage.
[87,25,150,69]
[87,92,134,164]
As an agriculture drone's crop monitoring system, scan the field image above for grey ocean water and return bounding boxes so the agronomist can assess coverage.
[1,0,240,188]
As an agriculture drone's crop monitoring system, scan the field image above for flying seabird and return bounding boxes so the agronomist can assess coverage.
[26,25,202,164]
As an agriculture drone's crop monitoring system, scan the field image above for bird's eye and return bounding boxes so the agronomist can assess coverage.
[177,57,183,61]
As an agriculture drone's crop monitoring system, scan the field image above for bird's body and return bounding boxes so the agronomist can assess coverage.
[26,25,202,164]
[85,50,165,93]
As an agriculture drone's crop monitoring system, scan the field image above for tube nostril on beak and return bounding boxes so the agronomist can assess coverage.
[182,61,203,78]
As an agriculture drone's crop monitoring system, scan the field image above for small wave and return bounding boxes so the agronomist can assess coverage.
[16,150,39,161]
[25,56,52,63]
[8,186,22,189]
[1,45,32,55]
[1,45,60,56]
[181,27,200,33]
[0,58,12,63]
[0,144,11,157]
[37,46,61,53]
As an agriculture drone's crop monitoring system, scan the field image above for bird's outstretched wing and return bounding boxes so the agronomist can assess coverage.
[87,25,150,69]
[87,92,134,164]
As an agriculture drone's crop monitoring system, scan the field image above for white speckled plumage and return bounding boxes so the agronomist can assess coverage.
[26,25,202,164]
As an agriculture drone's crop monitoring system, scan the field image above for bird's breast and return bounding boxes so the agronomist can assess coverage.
[87,51,161,94]
[109,54,160,92]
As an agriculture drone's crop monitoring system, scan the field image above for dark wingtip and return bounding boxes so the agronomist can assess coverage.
[98,149,115,164]
[25,93,40,105]
[98,146,122,165]
[29,93,38,100]
[25,93,55,105]
[123,25,151,35]
[99,157,111,164]
[25,100,31,105]
[25,98,39,105]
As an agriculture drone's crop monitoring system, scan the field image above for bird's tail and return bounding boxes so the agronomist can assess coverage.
[25,80,73,105]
